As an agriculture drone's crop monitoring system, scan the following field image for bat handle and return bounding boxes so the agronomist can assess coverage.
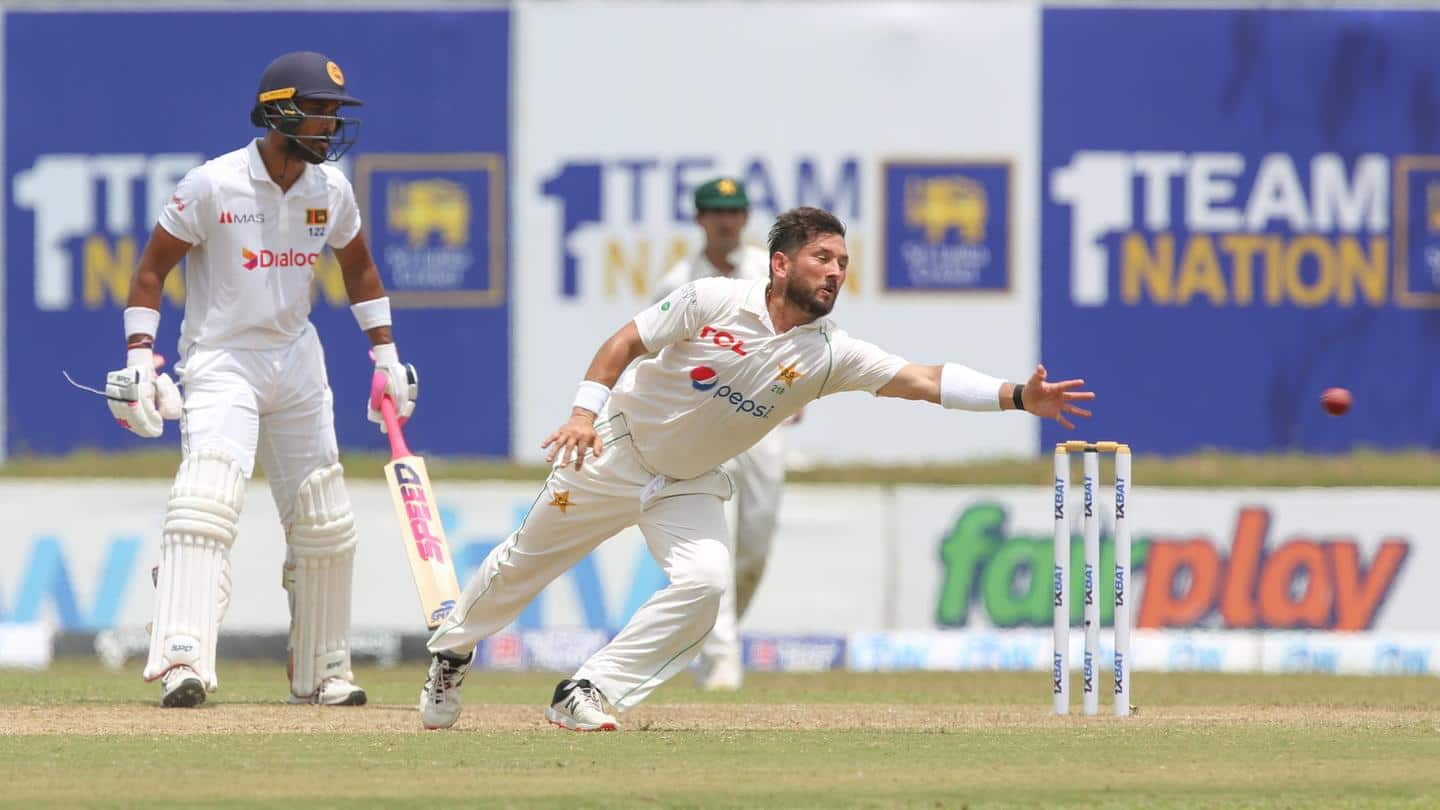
[370,370,412,459]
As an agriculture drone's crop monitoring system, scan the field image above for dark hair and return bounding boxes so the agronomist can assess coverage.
[767,206,846,258]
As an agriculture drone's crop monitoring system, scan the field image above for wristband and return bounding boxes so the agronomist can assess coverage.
[372,342,400,366]
[939,363,1004,412]
[573,380,611,417]
[123,306,160,341]
[351,297,392,331]
[1012,384,1025,411]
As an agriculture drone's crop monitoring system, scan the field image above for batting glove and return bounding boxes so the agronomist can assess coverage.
[368,343,418,432]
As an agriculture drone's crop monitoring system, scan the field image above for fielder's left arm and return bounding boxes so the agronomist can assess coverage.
[877,362,1095,430]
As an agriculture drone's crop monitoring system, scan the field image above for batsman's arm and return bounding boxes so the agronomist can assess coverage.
[125,226,192,345]
[334,232,392,347]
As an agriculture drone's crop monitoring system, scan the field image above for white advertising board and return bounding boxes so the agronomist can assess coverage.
[0,480,889,635]
[5,481,1436,645]
[892,486,1439,634]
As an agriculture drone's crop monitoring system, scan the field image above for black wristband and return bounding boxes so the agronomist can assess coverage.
[1012,384,1025,411]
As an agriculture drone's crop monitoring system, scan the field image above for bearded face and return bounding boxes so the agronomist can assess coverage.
[775,233,847,319]
[783,267,840,317]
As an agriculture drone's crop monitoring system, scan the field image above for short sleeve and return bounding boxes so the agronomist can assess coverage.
[651,259,691,304]
[820,328,908,396]
[633,278,727,353]
[157,167,209,245]
[326,172,362,249]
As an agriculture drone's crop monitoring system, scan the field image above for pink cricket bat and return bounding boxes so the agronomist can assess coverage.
[371,372,461,630]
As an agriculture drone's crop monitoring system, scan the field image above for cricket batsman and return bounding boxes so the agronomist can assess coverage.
[417,207,1095,731]
[110,51,417,707]
[653,177,785,691]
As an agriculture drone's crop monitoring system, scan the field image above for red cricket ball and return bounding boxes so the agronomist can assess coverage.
[1320,387,1352,416]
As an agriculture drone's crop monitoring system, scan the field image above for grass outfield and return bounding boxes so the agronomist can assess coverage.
[3,447,1440,486]
[1,664,1438,807]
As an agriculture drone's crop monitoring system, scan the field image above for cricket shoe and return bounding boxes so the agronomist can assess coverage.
[420,649,474,730]
[288,676,368,706]
[545,678,619,732]
[160,665,207,708]
[696,654,743,692]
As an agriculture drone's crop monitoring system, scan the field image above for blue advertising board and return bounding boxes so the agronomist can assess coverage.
[5,10,510,456]
[1041,8,1440,453]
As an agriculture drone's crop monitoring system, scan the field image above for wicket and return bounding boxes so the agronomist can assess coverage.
[1052,440,1131,716]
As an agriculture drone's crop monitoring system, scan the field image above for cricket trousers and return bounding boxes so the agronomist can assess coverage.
[699,428,785,676]
[144,324,352,692]
[177,324,340,523]
[427,412,734,710]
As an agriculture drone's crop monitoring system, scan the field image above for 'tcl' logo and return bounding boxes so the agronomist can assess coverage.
[700,325,748,356]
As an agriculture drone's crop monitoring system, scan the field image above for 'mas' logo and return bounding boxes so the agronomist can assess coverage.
[690,366,718,391]
[219,210,265,225]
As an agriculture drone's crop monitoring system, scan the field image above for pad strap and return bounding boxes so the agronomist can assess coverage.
[142,449,245,689]
[283,463,359,697]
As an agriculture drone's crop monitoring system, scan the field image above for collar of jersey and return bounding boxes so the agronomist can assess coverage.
[739,277,828,335]
[246,138,317,191]
[698,244,766,281]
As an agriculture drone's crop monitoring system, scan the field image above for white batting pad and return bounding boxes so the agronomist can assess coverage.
[143,449,245,689]
[283,463,358,698]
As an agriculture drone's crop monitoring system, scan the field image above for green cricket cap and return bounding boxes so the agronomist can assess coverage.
[694,177,749,211]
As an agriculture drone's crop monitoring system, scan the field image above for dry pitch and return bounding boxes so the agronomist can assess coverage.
[1,665,1438,807]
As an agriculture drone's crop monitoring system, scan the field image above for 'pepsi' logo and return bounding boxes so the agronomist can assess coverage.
[691,366,718,391]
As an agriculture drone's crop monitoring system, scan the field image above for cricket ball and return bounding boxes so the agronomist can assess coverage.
[1320,387,1352,416]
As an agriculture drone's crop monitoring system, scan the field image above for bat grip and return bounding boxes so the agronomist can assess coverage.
[370,370,412,458]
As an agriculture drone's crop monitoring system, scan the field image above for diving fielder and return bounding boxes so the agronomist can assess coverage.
[417,207,1095,731]
[112,52,417,707]
[653,177,783,691]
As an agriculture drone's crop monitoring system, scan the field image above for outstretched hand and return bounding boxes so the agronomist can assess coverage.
[1021,364,1094,430]
[542,410,604,470]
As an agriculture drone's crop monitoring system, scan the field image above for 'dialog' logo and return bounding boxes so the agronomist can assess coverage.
[881,160,1011,293]
[241,247,318,271]
[355,153,505,308]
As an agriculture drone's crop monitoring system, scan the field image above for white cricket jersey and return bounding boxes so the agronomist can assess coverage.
[614,277,908,479]
[157,139,362,353]
[654,244,770,301]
